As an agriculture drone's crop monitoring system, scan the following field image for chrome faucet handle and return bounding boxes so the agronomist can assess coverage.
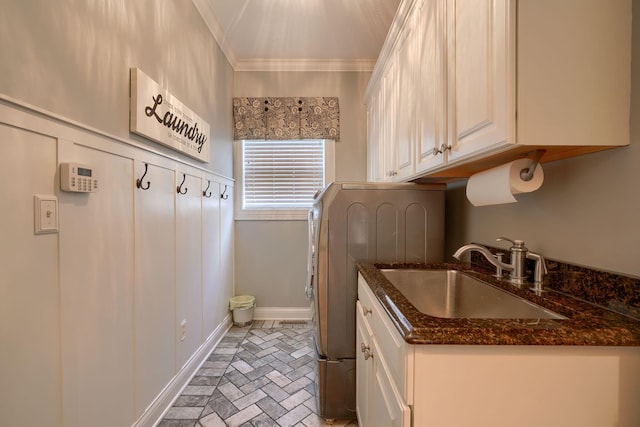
[496,237,526,248]
[496,237,515,245]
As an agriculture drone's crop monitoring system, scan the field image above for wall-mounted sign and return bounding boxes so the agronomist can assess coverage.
[130,68,210,162]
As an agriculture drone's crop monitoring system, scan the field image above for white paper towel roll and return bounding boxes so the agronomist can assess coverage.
[466,158,544,206]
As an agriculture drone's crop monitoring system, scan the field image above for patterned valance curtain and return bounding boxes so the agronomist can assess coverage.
[233,97,340,141]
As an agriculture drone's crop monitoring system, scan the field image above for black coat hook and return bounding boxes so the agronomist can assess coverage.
[136,163,151,190]
[221,184,229,200]
[203,180,212,198]
[177,173,188,195]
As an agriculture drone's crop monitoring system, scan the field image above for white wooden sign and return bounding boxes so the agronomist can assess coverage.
[130,68,210,162]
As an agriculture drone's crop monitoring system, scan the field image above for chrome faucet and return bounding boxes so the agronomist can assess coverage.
[453,237,548,292]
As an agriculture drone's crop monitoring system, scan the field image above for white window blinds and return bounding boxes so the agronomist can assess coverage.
[242,140,326,209]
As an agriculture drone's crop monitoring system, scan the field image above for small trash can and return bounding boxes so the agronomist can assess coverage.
[229,295,255,327]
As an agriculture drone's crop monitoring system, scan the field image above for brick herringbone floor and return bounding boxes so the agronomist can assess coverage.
[158,321,358,427]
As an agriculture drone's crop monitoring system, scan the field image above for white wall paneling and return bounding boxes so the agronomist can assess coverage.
[202,177,222,339]
[0,98,234,427]
[0,124,62,426]
[219,182,235,326]
[58,140,136,427]
[134,161,177,417]
[176,172,204,370]
[0,1,235,424]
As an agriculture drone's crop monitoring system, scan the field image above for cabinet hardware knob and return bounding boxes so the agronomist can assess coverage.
[363,307,372,316]
[361,343,373,360]
[433,144,452,156]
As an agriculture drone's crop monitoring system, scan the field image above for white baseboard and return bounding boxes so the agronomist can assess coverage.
[253,305,313,321]
[133,314,233,427]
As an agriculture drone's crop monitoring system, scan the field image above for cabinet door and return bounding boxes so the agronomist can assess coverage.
[415,0,447,173]
[358,283,411,427]
[395,16,417,180]
[367,93,385,182]
[176,172,203,369]
[356,302,373,426]
[381,62,397,181]
[370,337,411,427]
[134,162,176,417]
[447,0,514,164]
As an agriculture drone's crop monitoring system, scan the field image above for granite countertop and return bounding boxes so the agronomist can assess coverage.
[357,262,640,346]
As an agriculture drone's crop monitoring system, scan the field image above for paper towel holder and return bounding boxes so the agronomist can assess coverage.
[519,150,546,182]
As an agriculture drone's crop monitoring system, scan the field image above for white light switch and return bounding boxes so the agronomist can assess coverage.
[34,195,59,234]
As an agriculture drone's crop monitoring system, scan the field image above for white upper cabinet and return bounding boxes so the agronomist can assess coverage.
[382,61,398,180]
[365,0,632,181]
[415,0,447,174]
[446,0,513,165]
[394,13,418,180]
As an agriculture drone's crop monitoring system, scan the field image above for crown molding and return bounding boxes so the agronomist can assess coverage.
[192,0,375,72]
[192,0,238,67]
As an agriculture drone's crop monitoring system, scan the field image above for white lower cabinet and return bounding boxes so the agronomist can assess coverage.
[356,302,373,426]
[356,273,640,427]
[357,281,411,427]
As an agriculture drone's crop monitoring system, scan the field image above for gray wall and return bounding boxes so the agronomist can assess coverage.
[0,0,234,176]
[0,1,235,425]
[233,71,370,307]
[445,0,640,277]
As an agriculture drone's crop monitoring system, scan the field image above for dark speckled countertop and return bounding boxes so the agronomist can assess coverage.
[357,262,640,346]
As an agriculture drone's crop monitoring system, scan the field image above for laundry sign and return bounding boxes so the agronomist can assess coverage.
[130,68,210,162]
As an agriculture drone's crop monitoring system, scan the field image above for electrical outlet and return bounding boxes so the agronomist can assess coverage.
[180,319,187,342]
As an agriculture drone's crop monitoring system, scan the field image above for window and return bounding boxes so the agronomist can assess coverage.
[234,139,335,220]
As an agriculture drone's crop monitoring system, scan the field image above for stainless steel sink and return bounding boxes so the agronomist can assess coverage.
[380,269,566,319]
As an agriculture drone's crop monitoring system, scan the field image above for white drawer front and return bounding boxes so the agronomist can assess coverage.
[358,274,410,401]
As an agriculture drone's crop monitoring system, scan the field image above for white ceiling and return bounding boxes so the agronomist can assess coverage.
[192,0,401,71]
